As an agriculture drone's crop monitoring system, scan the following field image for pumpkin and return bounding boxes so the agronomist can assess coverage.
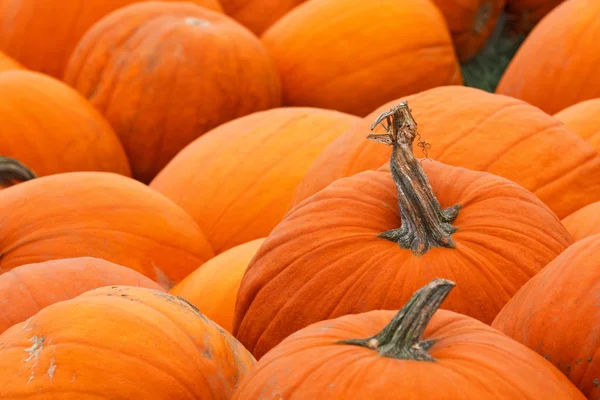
[496,0,600,115]
[151,107,359,254]
[0,51,22,72]
[0,156,35,189]
[260,0,462,116]
[554,99,600,153]
[506,0,566,32]
[0,257,165,334]
[64,2,281,183]
[0,286,255,399]
[232,103,573,358]
[219,0,307,35]
[0,172,213,288]
[171,238,265,332]
[0,0,223,78]
[233,279,585,399]
[562,202,600,242]
[492,234,600,398]
[0,70,130,177]
[292,86,600,219]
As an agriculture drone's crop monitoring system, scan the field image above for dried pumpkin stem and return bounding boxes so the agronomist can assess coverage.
[338,278,455,361]
[0,156,36,187]
[368,102,460,256]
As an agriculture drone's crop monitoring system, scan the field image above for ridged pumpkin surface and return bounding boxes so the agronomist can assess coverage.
[171,238,265,332]
[0,0,223,78]
[261,0,462,116]
[493,234,600,398]
[151,107,360,254]
[292,86,600,219]
[0,51,22,72]
[0,286,255,399]
[562,202,600,242]
[506,0,566,32]
[65,1,281,183]
[219,0,307,35]
[554,99,600,153]
[0,257,164,334]
[0,70,130,177]
[496,0,600,115]
[0,172,213,287]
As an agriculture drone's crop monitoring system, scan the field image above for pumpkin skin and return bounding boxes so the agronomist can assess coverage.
[261,0,462,116]
[171,238,265,332]
[496,0,600,115]
[0,70,130,177]
[562,202,600,242]
[0,257,165,334]
[151,107,359,254]
[0,51,22,72]
[219,0,307,35]
[492,234,600,398]
[292,86,600,219]
[554,99,600,153]
[65,2,281,183]
[0,0,223,79]
[506,0,566,32]
[0,172,213,287]
[0,286,255,399]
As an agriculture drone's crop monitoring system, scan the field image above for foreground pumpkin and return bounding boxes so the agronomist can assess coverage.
[65,2,281,182]
[0,257,164,334]
[562,202,600,242]
[219,0,307,35]
[0,286,254,399]
[292,86,600,219]
[151,107,359,253]
[506,0,566,32]
[0,172,213,287]
[0,51,22,72]
[171,238,265,332]
[555,99,600,153]
[233,279,585,399]
[261,0,461,116]
[493,234,600,398]
[233,103,573,358]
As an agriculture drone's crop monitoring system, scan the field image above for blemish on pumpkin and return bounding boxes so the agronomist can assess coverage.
[71,374,76,383]
[47,357,56,379]
[153,263,177,290]
[24,335,44,384]
[184,17,210,27]
[594,378,599,387]
[589,357,594,362]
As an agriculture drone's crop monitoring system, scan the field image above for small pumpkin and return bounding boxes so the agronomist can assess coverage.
[0,51,22,72]
[219,0,307,35]
[492,234,600,398]
[505,0,566,32]
[65,1,281,183]
[554,99,600,153]
[233,279,585,399]
[562,202,600,242]
[0,156,35,189]
[171,238,265,332]
[0,286,255,399]
[0,257,165,334]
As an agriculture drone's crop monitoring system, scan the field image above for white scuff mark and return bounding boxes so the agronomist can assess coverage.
[71,374,76,383]
[47,357,56,379]
[152,262,177,290]
[24,335,44,384]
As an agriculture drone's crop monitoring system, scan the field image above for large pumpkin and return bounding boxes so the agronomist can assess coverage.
[233,103,573,358]
[0,257,164,334]
[493,234,600,398]
[0,172,213,287]
[554,99,600,153]
[171,238,265,332]
[496,0,600,115]
[292,86,600,219]
[65,2,281,183]
[261,0,461,116]
[562,202,600,242]
[0,51,22,72]
[219,0,307,35]
[0,0,223,78]
[0,70,130,177]
[151,107,359,254]
[506,0,566,32]
[0,286,255,399]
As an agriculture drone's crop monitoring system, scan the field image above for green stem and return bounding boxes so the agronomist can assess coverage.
[0,156,36,187]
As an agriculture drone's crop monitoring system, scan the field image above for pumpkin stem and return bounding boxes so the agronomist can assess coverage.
[368,102,461,256]
[338,278,455,361]
[0,156,36,187]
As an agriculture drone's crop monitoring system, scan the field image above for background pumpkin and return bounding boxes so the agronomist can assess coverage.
[0,50,22,72]
[171,238,265,332]
[0,257,165,334]
[260,0,461,116]
[0,286,255,399]
[505,0,566,32]
[151,107,359,254]
[554,98,600,153]
[0,0,223,79]
[219,0,307,35]
[0,70,130,177]
[0,172,213,288]
[65,1,281,183]
[562,202,600,242]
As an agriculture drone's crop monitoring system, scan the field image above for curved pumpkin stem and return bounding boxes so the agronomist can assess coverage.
[338,278,455,361]
[0,156,36,187]
[368,102,461,256]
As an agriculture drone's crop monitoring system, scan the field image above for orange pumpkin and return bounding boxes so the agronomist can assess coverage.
[0,51,22,72]
[554,99,600,153]
[151,107,359,254]
[219,0,307,35]
[171,238,265,332]
[0,286,255,399]
[506,0,566,32]
[492,234,600,398]
[261,0,461,116]
[0,0,223,78]
[65,2,281,183]
[0,257,165,334]
[562,202,600,242]
[0,70,130,177]
[233,103,573,358]
[292,86,600,219]
[0,172,213,287]
[0,156,35,189]
[233,279,585,399]
[496,0,600,115]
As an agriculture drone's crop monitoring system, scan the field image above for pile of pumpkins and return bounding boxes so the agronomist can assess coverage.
[1,0,600,398]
